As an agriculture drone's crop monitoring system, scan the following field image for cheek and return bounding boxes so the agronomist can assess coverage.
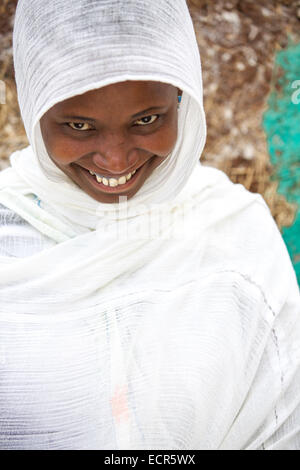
[48,139,82,163]
[42,131,90,166]
[40,117,94,165]
[146,120,178,156]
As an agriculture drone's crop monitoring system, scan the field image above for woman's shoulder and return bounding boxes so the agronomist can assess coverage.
[0,203,55,258]
[198,180,299,312]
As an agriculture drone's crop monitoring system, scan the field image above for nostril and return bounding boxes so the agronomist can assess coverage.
[92,147,141,163]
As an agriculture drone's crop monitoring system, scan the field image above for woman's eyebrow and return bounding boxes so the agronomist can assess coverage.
[59,106,168,122]
[131,105,168,118]
[59,114,97,122]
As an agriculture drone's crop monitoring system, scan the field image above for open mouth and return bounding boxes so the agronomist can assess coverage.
[80,161,145,193]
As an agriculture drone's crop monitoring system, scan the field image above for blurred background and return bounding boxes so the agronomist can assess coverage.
[0,0,300,282]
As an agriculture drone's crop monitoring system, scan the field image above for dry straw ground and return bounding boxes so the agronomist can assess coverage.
[0,0,299,230]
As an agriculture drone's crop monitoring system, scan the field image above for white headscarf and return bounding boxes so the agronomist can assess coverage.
[9,0,208,229]
[0,0,299,450]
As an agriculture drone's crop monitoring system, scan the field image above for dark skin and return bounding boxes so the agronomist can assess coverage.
[40,80,182,204]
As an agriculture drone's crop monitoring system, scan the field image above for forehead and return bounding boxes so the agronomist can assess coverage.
[51,80,176,113]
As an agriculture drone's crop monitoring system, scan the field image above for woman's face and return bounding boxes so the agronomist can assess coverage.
[40,80,181,204]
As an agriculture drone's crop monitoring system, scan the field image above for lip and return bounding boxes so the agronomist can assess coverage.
[79,161,147,193]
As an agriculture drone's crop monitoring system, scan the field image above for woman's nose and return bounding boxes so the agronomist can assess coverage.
[91,132,138,174]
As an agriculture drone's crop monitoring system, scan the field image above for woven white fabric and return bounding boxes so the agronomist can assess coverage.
[0,203,55,258]
[0,0,299,450]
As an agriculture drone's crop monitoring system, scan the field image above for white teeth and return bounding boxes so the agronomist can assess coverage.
[89,168,138,186]
[118,176,127,185]
[109,178,119,187]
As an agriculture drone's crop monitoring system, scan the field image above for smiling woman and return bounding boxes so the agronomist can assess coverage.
[0,0,299,451]
[40,81,181,203]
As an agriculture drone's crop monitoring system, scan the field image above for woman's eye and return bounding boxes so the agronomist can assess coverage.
[67,122,93,131]
[134,115,159,126]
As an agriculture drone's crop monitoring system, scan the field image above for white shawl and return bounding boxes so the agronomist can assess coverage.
[0,0,299,450]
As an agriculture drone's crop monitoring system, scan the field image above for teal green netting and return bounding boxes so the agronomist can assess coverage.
[263,40,300,286]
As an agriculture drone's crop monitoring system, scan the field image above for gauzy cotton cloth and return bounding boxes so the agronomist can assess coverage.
[0,0,299,450]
